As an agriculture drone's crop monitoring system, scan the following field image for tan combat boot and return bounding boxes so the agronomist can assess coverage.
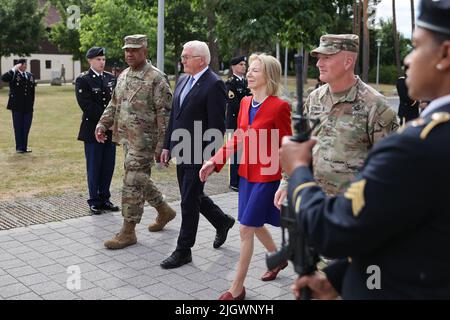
[148,202,176,232]
[104,220,137,249]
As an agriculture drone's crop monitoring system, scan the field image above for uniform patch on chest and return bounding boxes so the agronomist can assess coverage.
[310,105,325,113]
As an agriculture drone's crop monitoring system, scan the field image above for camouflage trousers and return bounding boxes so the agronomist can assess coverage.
[121,143,164,223]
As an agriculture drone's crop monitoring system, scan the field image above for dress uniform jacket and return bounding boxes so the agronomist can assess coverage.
[75,69,116,143]
[288,100,450,299]
[225,75,251,130]
[396,76,419,124]
[1,69,36,113]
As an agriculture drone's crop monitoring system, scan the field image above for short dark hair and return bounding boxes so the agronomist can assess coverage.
[430,29,450,45]
[17,58,27,64]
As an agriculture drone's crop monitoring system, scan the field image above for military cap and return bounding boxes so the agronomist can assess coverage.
[230,55,247,66]
[122,34,148,49]
[17,58,27,64]
[417,0,450,35]
[86,47,105,59]
[311,34,359,57]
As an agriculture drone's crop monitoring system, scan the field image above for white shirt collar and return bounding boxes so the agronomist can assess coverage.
[420,94,450,118]
[191,66,209,85]
[90,68,103,77]
[233,74,244,81]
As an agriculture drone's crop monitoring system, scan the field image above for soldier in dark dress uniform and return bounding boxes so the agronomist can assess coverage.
[396,75,420,124]
[225,55,251,191]
[75,47,119,214]
[280,0,450,299]
[1,58,36,153]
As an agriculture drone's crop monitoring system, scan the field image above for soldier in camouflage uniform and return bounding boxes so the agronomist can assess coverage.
[275,34,398,206]
[95,34,176,250]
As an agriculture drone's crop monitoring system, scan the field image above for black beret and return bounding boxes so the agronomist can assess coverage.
[86,46,106,59]
[17,58,27,64]
[417,0,450,35]
[230,55,247,66]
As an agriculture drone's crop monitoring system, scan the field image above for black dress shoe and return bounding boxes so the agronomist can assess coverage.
[213,215,235,249]
[90,205,103,215]
[160,251,192,269]
[17,148,32,153]
[102,201,120,212]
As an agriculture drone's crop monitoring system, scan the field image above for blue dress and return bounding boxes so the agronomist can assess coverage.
[237,100,281,227]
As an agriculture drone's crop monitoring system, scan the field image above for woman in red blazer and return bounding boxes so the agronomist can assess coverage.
[200,53,292,300]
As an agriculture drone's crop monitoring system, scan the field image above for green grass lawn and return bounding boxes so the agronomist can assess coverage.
[0,84,177,201]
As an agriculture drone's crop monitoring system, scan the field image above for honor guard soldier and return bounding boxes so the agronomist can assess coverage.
[75,46,119,215]
[282,0,450,299]
[225,55,251,191]
[396,74,420,124]
[1,58,36,153]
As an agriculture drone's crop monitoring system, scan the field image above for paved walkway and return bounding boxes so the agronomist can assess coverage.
[0,192,296,300]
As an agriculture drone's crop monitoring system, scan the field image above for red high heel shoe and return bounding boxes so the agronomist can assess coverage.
[218,287,246,300]
[261,261,288,281]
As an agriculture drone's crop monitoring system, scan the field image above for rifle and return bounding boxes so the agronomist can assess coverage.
[266,52,320,300]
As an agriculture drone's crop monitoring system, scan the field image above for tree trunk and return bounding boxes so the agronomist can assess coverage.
[353,0,361,75]
[362,0,369,82]
[353,0,359,35]
[0,61,3,88]
[206,1,220,73]
[303,49,309,84]
[410,0,415,36]
[392,0,402,77]
[174,42,180,85]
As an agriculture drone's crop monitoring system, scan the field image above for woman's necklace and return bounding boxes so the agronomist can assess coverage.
[251,96,268,108]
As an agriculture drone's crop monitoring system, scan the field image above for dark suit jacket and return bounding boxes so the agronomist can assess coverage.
[1,69,36,113]
[289,102,450,299]
[164,68,226,166]
[75,69,116,143]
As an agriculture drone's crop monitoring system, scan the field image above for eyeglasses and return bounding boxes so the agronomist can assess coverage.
[180,55,201,61]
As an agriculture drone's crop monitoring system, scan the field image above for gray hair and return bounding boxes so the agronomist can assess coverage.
[183,40,211,65]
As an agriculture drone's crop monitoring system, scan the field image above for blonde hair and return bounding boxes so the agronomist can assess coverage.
[248,53,282,96]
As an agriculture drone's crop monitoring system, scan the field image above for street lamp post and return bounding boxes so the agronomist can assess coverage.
[376,38,382,90]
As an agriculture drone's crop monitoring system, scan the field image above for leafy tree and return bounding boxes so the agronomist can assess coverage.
[166,0,205,81]
[48,0,94,62]
[372,19,410,68]
[0,0,47,78]
[79,0,157,66]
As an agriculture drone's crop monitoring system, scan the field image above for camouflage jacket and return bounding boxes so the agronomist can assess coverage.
[304,76,399,195]
[97,61,172,154]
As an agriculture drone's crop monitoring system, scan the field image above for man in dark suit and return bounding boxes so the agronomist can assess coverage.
[281,0,450,299]
[225,55,251,191]
[160,40,235,269]
[75,47,119,215]
[1,58,36,153]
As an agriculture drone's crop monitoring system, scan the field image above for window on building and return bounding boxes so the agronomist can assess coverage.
[45,60,52,69]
